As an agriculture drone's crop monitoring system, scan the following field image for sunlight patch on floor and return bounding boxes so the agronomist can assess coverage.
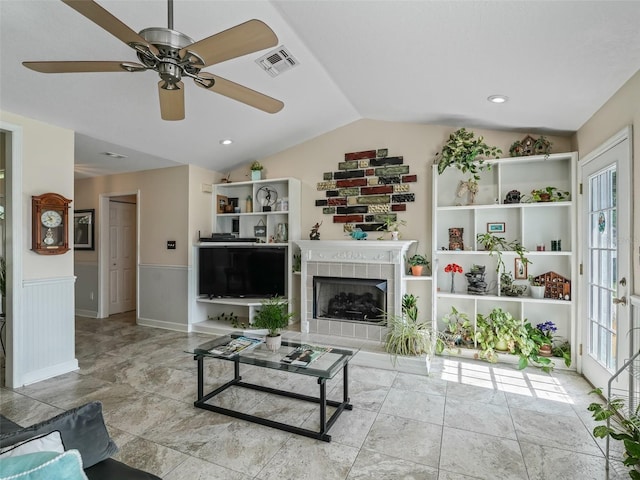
[441,359,574,403]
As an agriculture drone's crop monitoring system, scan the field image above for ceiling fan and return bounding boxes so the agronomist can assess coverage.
[22,0,284,120]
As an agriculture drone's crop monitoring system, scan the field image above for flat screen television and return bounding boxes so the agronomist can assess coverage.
[198,246,286,298]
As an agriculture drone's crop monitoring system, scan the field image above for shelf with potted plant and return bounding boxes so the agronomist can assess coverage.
[431,133,577,368]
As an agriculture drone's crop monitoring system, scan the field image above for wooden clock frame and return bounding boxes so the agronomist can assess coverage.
[31,192,72,255]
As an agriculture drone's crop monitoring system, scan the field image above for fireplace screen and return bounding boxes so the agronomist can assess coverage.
[313,276,387,324]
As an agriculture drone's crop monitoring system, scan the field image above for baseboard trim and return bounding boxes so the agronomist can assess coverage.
[75,309,98,318]
[21,359,79,387]
[137,316,190,333]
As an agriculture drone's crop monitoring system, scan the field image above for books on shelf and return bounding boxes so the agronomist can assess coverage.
[281,344,332,367]
[209,336,262,358]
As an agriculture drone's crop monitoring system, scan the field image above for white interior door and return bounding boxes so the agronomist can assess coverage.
[108,200,136,315]
[580,128,633,392]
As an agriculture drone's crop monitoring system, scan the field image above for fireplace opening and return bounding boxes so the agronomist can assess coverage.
[313,276,387,324]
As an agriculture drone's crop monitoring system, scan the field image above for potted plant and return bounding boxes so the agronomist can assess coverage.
[437,306,473,353]
[475,308,522,361]
[589,389,640,479]
[434,127,502,181]
[384,294,434,369]
[251,296,294,351]
[406,254,430,276]
[500,272,527,297]
[376,214,406,240]
[534,321,557,357]
[528,275,545,299]
[528,186,570,202]
[250,161,263,181]
[476,232,531,275]
[552,339,572,367]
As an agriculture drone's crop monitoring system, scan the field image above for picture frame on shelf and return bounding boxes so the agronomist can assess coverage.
[73,209,95,250]
[487,222,505,233]
[514,257,527,279]
[216,195,228,214]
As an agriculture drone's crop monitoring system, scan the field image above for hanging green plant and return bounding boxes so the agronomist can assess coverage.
[435,128,502,180]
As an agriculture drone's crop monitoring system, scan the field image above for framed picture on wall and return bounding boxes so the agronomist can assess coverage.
[74,209,95,250]
[486,222,506,233]
[514,257,527,279]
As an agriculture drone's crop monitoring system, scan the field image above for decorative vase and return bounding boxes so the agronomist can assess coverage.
[251,170,262,181]
[448,227,464,250]
[410,265,423,276]
[391,231,399,241]
[530,285,545,299]
[495,339,509,351]
[265,334,282,352]
[450,272,455,293]
[538,344,553,357]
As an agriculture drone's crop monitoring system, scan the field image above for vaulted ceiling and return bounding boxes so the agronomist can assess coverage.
[1,1,639,179]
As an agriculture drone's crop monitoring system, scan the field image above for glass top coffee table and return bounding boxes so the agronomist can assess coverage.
[190,333,357,442]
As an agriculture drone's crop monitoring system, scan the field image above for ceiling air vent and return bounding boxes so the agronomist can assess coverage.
[255,46,299,77]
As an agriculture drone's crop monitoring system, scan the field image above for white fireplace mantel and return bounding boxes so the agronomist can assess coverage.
[295,240,416,336]
[296,240,416,263]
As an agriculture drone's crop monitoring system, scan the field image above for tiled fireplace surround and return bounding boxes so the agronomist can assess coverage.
[296,240,415,342]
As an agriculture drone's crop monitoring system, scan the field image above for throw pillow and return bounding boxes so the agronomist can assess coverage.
[0,431,64,458]
[0,450,89,480]
[0,402,117,469]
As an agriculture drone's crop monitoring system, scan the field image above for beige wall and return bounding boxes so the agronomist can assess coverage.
[575,69,640,293]
[75,163,221,266]
[0,110,74,280]
[188,164,221,263]
[76,165,192,265]
[229,119,572,255]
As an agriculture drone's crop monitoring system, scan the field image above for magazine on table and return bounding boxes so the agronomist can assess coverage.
[209,336,262,358]
[281,344,332,367]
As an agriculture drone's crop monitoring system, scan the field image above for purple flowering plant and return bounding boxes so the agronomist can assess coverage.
[536,321,557,339]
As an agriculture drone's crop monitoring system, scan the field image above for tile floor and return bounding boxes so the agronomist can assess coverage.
[0,312,628,479]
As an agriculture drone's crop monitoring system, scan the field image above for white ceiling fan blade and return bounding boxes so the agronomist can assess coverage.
[180,19,277,68]
[158,81,185,121]
[62,0,159,56]
[23,61,146,73]
[195,73,283,114]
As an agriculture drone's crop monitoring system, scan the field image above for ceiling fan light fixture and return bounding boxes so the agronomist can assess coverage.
[220,139,233,145]
[488,95,508,104]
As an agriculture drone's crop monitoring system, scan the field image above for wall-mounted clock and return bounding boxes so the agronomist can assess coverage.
[32,193,72,255]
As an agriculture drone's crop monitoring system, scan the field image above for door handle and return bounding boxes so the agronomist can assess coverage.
[613,296,627,306]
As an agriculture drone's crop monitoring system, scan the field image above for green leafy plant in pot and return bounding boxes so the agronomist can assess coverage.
[252,296,294,351]
[434,127,502,181]
[250,161,264,181]
[589,388,640,479]
[406,254,430,277]
[384,294,434,369]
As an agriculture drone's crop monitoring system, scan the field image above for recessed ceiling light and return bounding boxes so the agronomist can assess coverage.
[220,139,233,145]
[102,151,128,159]
[488,95,508,104]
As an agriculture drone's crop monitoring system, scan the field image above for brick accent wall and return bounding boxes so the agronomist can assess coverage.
[316,148,417,232]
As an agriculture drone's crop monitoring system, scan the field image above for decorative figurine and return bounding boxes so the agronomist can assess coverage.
[504,190,521,204]
[309,221,322,240]
[350,229,368,240]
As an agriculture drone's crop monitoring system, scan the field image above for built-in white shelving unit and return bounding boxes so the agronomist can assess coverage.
[193,177,301,326]
[432,152,578,368]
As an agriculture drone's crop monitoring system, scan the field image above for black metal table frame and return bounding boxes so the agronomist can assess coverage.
[193,352,353,442]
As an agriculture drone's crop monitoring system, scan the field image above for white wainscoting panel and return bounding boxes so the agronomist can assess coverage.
[74,261,98,317]
[21,276,78,386]
[138,264,189,329]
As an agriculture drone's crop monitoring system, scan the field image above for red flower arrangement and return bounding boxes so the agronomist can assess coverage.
[444,263,463,293]
[444,263,463,274]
